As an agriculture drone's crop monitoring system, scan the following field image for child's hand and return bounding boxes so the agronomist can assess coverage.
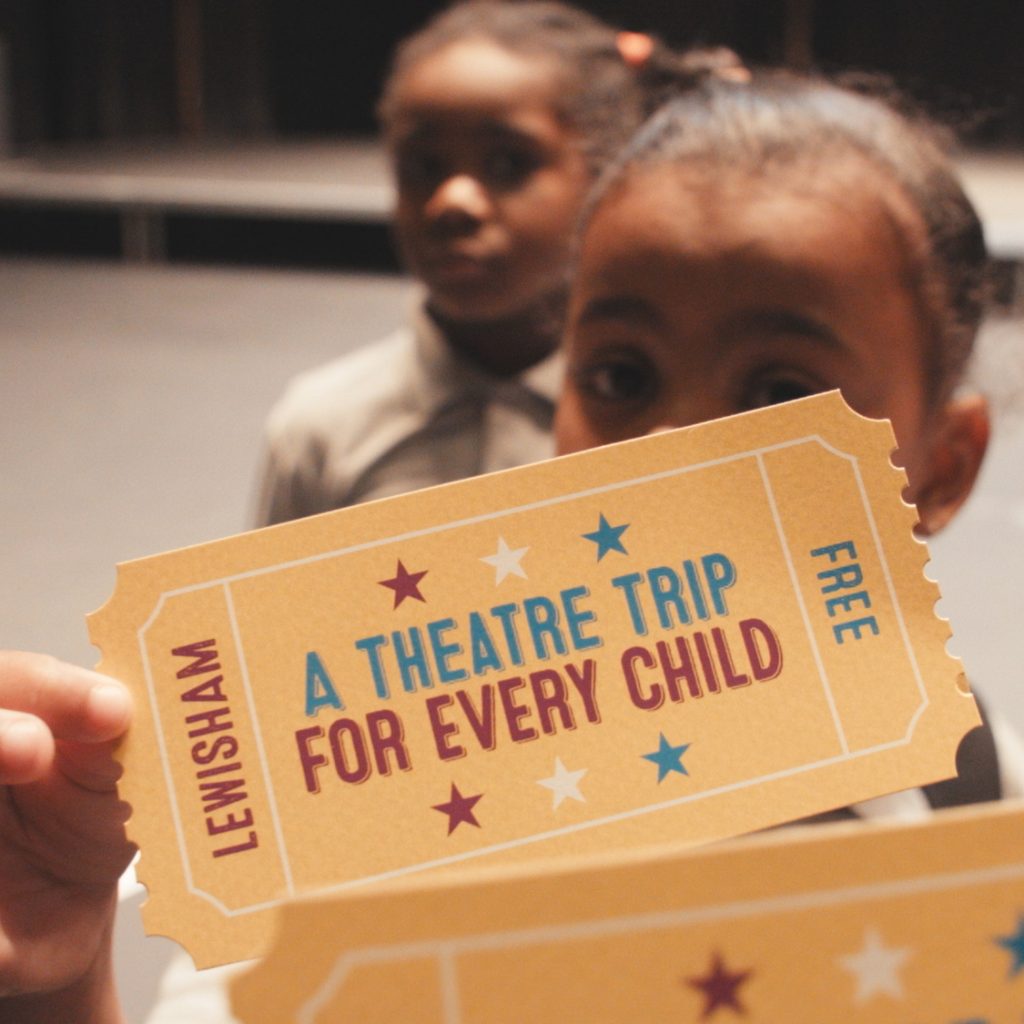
[0,651,134,1019]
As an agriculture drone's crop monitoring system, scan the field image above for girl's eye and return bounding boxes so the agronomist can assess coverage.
[395,149,446,191]
[742,369,822,410]
[574,350,659,405]
[485,147,539,188]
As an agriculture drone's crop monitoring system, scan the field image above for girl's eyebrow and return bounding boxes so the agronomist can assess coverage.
[391,116,545,146]
[387,122,432,148]
[575,295,666,330]
[479,118,538,139]
[574,299,847,354]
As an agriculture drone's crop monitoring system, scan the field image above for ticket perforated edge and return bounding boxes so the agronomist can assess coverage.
[88,391,979,966]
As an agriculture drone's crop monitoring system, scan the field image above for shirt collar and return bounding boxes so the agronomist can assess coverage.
[410,296,564,410]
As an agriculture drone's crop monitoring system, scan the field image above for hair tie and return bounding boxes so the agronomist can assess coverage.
[616,31,654,69]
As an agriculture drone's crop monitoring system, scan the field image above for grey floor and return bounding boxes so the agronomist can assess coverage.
[0,256,413,664]
[3,255,1024,1019]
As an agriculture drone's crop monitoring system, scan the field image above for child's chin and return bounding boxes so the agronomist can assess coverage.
[428,285,516,324]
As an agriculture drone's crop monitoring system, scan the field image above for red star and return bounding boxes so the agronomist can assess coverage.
[686,952,752,1018]
[378,559,428,608]
[432,783,483,835]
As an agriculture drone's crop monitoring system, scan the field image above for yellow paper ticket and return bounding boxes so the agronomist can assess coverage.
[231,800,1024,1023]
[89,391,978,966]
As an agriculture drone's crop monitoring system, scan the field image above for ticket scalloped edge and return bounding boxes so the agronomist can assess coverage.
[88,390,980,967]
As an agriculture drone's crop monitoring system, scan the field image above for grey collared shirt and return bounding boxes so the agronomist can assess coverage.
[253,298,562,526]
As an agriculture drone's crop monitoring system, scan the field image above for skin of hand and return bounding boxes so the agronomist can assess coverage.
[0,651,134,1024]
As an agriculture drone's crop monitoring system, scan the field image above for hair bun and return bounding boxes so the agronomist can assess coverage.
[616,31,654,69]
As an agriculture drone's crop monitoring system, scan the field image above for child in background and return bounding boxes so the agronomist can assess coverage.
[254,0,726,524]
[3,70,1023,1023]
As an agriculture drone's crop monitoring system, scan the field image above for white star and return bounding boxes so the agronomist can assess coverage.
[838,927,911,1003]
[537,757,587,810]
[480,536,529,584]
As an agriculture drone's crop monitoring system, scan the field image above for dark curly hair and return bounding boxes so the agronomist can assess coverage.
[378,0,743,177]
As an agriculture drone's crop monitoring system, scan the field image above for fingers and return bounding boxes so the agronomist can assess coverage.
[0,652,132,744]
[0,652,132,787]
[0,713,54,785]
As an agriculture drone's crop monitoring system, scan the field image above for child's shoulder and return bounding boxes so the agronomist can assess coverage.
[282,327,417,414]
[265,326,421,445]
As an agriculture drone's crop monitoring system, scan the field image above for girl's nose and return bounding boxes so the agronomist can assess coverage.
[425,174,492,227]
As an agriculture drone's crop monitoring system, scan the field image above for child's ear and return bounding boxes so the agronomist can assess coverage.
[913,394,990,537]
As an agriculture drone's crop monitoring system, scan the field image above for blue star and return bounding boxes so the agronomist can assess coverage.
[996,915,1024,976]
[583,514,630,560]
[642,733,690,782]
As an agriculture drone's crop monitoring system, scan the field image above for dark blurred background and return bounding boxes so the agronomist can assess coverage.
[3,0,1023,271]
[3,0,1024,146]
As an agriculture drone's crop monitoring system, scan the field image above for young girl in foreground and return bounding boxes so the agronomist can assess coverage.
[254,0,723,524]
[554,71,1024,815]
[1,73,1021,1022]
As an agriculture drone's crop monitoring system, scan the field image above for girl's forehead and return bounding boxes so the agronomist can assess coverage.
[390,37,564,119]
[586,160,923,267]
